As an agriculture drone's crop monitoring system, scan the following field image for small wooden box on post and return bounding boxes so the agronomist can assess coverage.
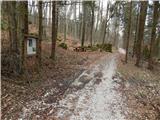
[24,34,38,70]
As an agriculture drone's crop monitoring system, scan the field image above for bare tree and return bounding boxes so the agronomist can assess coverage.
[125,1,132,63]
[37,1,43,67]
[132,2,140,58]
[64,1,67,42]
[20,1,28,73]
[135,1,148,67]
[51,1,57,59]
[8,1,21,74]
[81,1,86,47]
[148,1,159,69]
[102,3,109,45]
[74,2,77,41]
[90,1,95,47]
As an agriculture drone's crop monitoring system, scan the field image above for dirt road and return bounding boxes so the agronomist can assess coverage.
[55,54,126,120]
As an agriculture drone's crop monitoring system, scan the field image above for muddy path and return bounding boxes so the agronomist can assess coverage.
[18,53,126,120]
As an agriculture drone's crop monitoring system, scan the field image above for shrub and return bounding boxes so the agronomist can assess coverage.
[59,43,67,49]
[96,44,112,52]
[102,44,112,52]
[90,46,99,51]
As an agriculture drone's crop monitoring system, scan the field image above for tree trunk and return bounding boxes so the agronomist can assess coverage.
[79,0,81,40]
[132,3,140,58]
[81,1,86,47]
[95,0,100,32]
[148,1,159,69]
[125,1,132,63]
[135,1,148,67]
[37,1,43,67]
[64,1,67,42]
[48,1,52,26]
[21,1,28,73]
[51,1,57,59]
[90,2,94,47]
[74,2,77,41]
[102,3,109,45]
[113,2,120,48]
[154,33,160,58]
[98,1,103,43]
[8,1,21,74]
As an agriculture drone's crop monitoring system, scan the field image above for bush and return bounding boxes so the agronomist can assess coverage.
[96,44,112,52]
[102,44,112,52]
[90,46,99,51]
[59,43,67,49]
[96,44,101,48]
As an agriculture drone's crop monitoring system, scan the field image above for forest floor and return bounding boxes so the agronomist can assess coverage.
[1,41,108,120]
[1,40,160,120]
[117,56,160,120]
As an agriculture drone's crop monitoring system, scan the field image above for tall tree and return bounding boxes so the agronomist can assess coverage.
[113,2,118,48]
[148,1,159,69]
[48,1,52,26]
[135,1,148,67]
[102,3,109,45]
[19,1,28,73]
[79,0,81,39]
[64,1,67,42]
[90,1,95,46]
[81,1,86,47]
[95,0,100,32]
[125,1,132,63]
[132,2,140,58]
[74,2,77,41]
[37,1,43,67]
[8,1,21,74]
[51,1,57,59]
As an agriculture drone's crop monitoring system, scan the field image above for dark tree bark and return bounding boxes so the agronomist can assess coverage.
[21,1,28,73]
[113,3,118,48]
[48,1,52,26]
[37,1,43,67]
[55,2,59,43]
[90,1,95,47]
[125,1,132,63]
[8,1,21,74]
[64,1,67,42]
[51,1,57,59]
[148,1,159,70]
[102,3,109,45]
[135,1,148,67]
[154,33,160,58]
[81,1,86,47]
[132,3,140,58]
[95,0,100,33]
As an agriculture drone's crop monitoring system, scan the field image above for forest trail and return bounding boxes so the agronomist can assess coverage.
[19,53,126,120]
[55,53,126,120]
